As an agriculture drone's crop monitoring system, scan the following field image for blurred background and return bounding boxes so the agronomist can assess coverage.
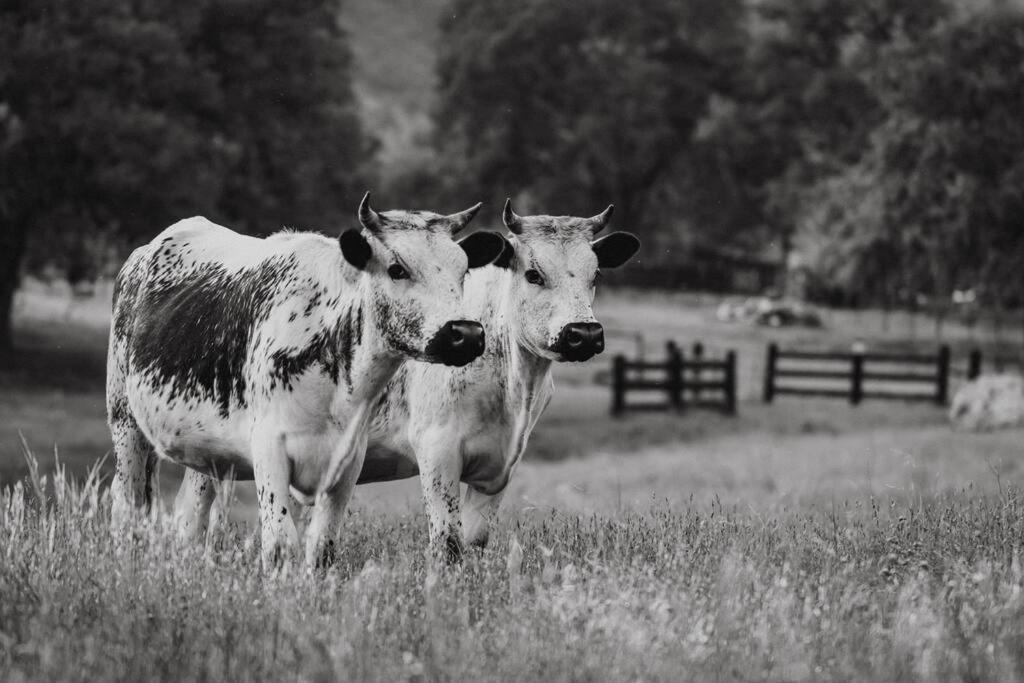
[2,0,1024,511]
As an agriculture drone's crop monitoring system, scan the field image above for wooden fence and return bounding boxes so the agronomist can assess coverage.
[611,341,737,416]
[762,344,984,406]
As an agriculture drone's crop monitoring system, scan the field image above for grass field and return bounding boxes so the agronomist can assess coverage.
[4,452,1024,681]
[3,282,1024,680]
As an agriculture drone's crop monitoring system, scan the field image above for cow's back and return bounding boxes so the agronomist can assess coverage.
[111,217,337,422]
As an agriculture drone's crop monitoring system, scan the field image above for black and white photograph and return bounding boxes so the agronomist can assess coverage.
[3,0,1024,680]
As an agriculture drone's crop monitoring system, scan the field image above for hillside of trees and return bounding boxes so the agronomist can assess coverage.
[351,0,1024,312]
[2,0,1023,350]
[0,0,372,349]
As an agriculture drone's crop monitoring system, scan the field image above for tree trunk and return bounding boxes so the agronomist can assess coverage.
[0,221,29,352]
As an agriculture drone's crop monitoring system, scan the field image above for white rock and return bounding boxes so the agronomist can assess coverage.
[950,374,1024,431]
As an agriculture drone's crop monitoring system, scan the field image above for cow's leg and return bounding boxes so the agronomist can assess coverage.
[173,468,217,542]
[109,415,157,532]
[252,434,299,569]
[304,445,366,569]
[462,486,505,549]
[418,446,464,564]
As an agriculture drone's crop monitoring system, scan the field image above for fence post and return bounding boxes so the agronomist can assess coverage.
[724,350,737,415]
[968,349,982,381]
[850,351,864,405]
[611,355,626,416]
[763,343,777,403]
[691,341,704,405]
[936,345,951,405]
[677,344,687,410]
[666,341,682,410]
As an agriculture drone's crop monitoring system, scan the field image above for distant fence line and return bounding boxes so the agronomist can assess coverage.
[607,340,1012,416]
[610,341,737,416]
[762,344,986,406]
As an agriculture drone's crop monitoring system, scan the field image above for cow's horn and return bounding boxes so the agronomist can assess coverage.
[587,205,614,235]
[358,191,381,232]
[445,202,483,235]
[502,198,523,235]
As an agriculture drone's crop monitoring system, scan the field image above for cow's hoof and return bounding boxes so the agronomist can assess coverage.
[260,538,297,573]
[465,530,489,550]
[443,535,465,564]
[307,538,339,571]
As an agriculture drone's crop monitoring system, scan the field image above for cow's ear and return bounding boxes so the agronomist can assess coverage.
[492,235,515,269]
[339,229,372,270]
[592,232,640,269]
[458,231,506,269]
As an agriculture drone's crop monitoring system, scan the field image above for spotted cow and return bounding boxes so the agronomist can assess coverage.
[106,193,504,566]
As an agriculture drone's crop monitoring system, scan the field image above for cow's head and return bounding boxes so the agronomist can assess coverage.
[496,200,640,362]
[339,193,504,366]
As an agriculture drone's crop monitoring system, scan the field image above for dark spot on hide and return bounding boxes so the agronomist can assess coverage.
[269,300,364,391]
[108,395,131,424]
[130,257,298,418]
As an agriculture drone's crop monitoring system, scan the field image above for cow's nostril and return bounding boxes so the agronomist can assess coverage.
[429,321,484,366]
[553,322,604,361]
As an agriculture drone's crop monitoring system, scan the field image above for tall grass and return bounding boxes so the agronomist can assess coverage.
[3,445,1024,681]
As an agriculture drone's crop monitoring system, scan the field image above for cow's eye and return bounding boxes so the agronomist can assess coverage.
[525,269,544,286]
[387,264,409,280]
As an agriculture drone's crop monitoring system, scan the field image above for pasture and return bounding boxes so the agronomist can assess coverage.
[5,450,1024,681]
[3,282,1024,680]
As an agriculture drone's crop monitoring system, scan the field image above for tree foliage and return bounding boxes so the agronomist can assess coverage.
[433,0,744,246]
[795,6,1024,306]
[4,0,1024,346]
[0,0,371,348]
[196,0,373,233]
[431,0,1024,306]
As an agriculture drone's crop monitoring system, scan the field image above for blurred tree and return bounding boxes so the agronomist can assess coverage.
[796,7,1024,310]
[0,0,225,349]
[689,0,951,257]
[0,0,371,350]
[195,0,373,232]
[433,0,744,247]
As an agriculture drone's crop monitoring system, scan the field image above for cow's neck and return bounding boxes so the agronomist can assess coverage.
[500,326,551,410]
[473,269,551,488]
[490,271,552,414]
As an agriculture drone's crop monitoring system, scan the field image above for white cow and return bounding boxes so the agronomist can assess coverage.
[106,193,504,566]
[177,199,640,562]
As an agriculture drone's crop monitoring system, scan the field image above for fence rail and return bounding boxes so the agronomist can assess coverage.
[611,341,737,416]
[762,344,986,406]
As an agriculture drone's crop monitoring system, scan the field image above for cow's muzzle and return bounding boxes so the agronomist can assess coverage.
[552,322,604,362]
[426,320,486,367]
